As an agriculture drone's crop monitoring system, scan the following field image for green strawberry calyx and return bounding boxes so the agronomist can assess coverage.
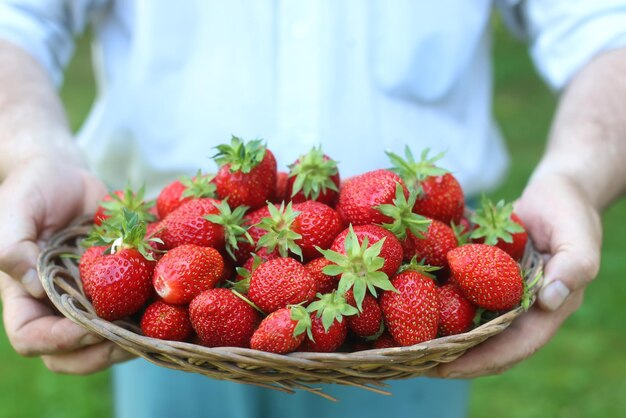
[451,220,473,246]
[205,199,253,260]
[386,146,448,192]
[306,291,359,332]
[179,170,217,200]
[213,135,267,174]
[229,254,265,294]
[376,182,431,240]
[288,146,339,200]
[255,201,304,260]
[100,184,156,225]
[397,256,441,278]
[84,209,161,261]
[521,270,543,311]
[469,195,525,245]
[290,305,314,341]
[316,225,396,311]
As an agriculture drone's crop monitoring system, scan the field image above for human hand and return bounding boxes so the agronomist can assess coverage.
[0,158,135,373]
[428,173,601,378]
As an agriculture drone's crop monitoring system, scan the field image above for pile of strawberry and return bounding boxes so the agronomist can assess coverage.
[79,137,536,355]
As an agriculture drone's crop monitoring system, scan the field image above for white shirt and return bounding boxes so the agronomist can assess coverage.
[2,0,626,196]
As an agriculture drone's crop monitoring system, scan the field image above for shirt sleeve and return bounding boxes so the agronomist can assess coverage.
[497,0,626,91]
[0,0,108,86]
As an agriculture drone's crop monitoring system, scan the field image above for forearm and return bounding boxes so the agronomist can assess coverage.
[0,39,84,179]
[531,47,626,211]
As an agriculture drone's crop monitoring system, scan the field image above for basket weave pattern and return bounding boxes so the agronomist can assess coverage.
[38,216,543,399]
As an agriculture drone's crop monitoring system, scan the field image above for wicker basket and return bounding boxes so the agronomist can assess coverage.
[37,216,543,400]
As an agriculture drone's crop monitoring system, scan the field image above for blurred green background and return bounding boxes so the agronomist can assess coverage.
[1,17,626,418]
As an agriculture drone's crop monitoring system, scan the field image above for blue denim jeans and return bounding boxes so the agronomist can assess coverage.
[113,359,470,418]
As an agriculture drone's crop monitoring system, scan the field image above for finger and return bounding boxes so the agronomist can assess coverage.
[0,175,45,297]
[0,272,103,356]
[42,341,135,375]
[427,290,583,379]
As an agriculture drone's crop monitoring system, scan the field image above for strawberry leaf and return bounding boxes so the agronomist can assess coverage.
[255,201,303,260]
[469,195,525,245]
[386,146,448,192]
[180,170,217,200]
[205,199,253,260]
[288,146,339,200]
[213,136,266,173]
[377,182,431,240]
[290,305,314,341]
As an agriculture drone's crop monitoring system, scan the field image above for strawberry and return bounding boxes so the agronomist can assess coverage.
[305,257,339,294]
[380,270,439,346]
[273,171,290,204]
[387,147,464,224]
[437,283,477,336]
[213,136,277,210]
[160,199,252,258]
[85,211,158,321]
[140,300,193,342]
[469,196,528,261]
[91,248,155,321]
[372,331,398,349]
[153,244,224,304]
[78,245,106,300]
[447,244,524,311]
[318,225,400,312]
[250,306,311,354]
[93,186,155,226]
[231,205,272,264]
[255,201,343,261]
[248,257,317,313]
[336,169,408,226]
[156,171,216,218]
[329,224,403,279]
[189,288,261,348]
[345,289,383,338]
[299,291,356,352]
[287,146,340,206]
[411,219,458,269]
[160,198,223,249]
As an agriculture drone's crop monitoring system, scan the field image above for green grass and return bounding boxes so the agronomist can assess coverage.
[1,17,625,418]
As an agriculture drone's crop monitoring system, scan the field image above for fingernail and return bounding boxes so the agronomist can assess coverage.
[79,333,104,346]
[21,269,44,298]
[110,347,133,363]
[540,280,570,311]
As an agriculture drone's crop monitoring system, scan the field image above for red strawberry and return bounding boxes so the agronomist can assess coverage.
[85,212,157,321]
[213,136,277,210]
[255,201,343,261]
[153,244,224,304]
[336,169,408,226]
[318,225,401,312]
[305,257,339,294]
[411,219,458,269]
[469,197,528,261]
[298,314,348,353]
[380,270,439,346]
[345,289,383,338]
[372,331,398,349]
[156,172,216,218]
[447,244,524,311]
[145,221,166,254]
[160,198,223,249]
[93,187,155,226]
[140,300,193,342]
[299,291,357,352]
[231,205,272,264]
[79,245,106,300]
[248,257,317,313]
[250,306,311,354]
[273,171,290,204]
[437,283,477,336]
[330,224,403,279]
[387,147,464,224]
[90,248,155,321]
[286,147,340,206]
[190,288,261,348]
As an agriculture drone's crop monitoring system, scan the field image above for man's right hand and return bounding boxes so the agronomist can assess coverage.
[0,158,134,373]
